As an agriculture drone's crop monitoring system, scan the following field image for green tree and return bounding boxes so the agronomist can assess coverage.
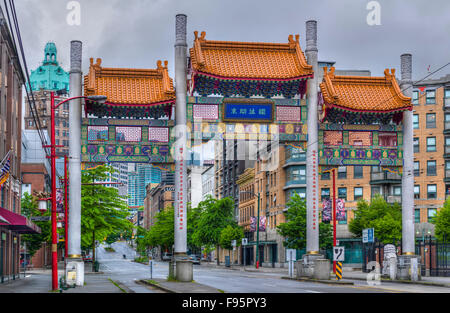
[192,196,235,265]
[277,193,333,250]
[145,207,174,252]
[434,199,450,241]
[349,194,402,244]
[81,165,133,262]
[135,226,149,255]
[20,193,52,259]
[219,225,244,258]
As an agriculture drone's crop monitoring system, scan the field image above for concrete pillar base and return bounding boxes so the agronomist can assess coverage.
[65,258,84,287]
[176,260,193,282]
[313,259,331,280]
[296,254,324,278]
[396,255,421,281]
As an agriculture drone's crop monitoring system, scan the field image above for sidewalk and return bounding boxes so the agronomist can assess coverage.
[200,261,289,273]
[341,269,450,287]
[139,278,222,293]
[0,262,124,293]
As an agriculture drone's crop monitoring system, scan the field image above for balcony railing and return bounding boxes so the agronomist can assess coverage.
[370,171,402,182]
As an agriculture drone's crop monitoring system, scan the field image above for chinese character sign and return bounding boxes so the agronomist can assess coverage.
[223,103,273,122]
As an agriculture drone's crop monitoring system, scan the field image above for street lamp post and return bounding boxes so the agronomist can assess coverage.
[45,91,107,290]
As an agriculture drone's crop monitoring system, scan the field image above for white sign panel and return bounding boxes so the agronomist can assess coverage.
[333,246,345,262]
[286,249,296,262]
[242,238,248,246]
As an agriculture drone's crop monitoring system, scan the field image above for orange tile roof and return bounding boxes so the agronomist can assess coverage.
[190,31,313,80]
[84,58,175,105]
[320,67,412,113]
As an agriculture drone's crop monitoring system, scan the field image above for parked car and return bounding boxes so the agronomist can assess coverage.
[188,254,201,265]
[82,252,92,263]
[162,252,172,261]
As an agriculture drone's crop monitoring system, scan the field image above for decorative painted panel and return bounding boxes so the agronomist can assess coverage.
[116,126,142,142]
[319,123,403,167]
[187,96,307,143]
[148,127,169,143]
[87,126,109,141]
[81,118,175,163]
[276,106,301,122]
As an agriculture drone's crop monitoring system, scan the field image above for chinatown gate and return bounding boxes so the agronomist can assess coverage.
[66,15,418,284]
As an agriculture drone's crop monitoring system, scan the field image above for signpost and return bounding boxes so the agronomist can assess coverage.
[333,246,345,280]
[362,228,374,243]
[286,249,296,278]
[242,238,248,267]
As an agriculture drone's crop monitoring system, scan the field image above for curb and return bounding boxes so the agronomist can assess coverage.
[138,279,176,293]
[344,275,450,288]
[281,276,355,285]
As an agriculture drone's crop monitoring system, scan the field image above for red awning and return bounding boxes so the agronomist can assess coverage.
[0,207,41,234]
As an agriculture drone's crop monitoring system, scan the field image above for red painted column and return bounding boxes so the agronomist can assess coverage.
[50,92,58,290]
[332,168,337,274]
[64,155,68,259]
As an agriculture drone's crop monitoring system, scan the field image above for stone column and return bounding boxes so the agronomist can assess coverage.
[398,53,420,281]
[173,14,192,281]
[66,40,84,286]
[302,20,324,277]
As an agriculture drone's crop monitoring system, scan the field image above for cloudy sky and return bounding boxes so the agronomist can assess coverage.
[7,0,450,81]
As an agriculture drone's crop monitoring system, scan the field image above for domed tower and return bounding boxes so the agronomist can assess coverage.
[28,42,69,92]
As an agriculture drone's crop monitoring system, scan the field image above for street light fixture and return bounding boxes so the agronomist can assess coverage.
[45,91,107,291]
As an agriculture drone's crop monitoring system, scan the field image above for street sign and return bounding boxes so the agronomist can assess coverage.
[286,249,296,261]
[362,228,374,243]
[335,262,343,280]
[242,238,248,246]
[333,246,345,262]
[30,216,51,222]
[231,240,236,247]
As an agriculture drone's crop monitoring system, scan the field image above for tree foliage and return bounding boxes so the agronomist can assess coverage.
[434,199,450,241]
[349,194,402,244]
[277,192,332,250]
[145,206,174,251]
[20,192,52,258]
[81,165,133,261]
[219,225,244,251]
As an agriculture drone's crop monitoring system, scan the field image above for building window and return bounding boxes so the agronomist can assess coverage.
[445,89,450,99]
[321,171,330,180]
[413,137,419,153]
[426,113,436,128]
[287,166,306,184]
[414,161,420,176]
[426,137,436,152]
[371,186,381,198]
[426,90,436,104]
[337,166,347,179]
[321,188,330,201]
[412,91,419,105]
[427,160,437,176]
[427,184,437,199]
[413,114,419,129]
[354,166,363,179]
[427,208,437,222]
[338,211,347,225]
[338,187,347,200]
[414,185,420,199]
[415,209,421,224]
[393,186,402,196]
[354,187,363,200]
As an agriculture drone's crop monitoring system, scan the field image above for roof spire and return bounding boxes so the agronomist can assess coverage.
[43,42,58,65]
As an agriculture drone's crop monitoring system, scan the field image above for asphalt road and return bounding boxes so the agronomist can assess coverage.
[97,241,449,293]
